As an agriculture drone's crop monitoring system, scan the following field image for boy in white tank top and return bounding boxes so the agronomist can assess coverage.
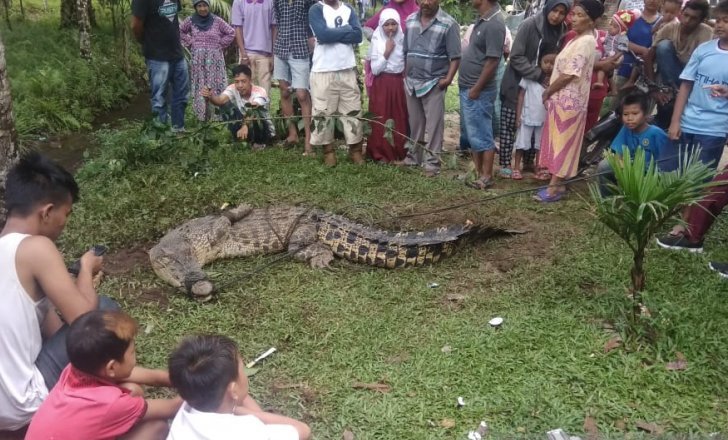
[0,152,105,431]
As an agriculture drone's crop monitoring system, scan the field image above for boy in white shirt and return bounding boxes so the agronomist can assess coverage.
[167,335,311,440]
[202,64,275,149]
[512,52,555,179]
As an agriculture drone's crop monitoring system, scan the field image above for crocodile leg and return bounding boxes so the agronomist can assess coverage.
[287,219,334,268]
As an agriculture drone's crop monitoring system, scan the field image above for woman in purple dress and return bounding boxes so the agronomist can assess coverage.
[180,0,236,121]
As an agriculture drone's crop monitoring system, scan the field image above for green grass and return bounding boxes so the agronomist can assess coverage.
[3,0,145,135]
[59,133,728,438]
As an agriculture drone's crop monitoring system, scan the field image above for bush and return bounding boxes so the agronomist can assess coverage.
[4,16,145,135]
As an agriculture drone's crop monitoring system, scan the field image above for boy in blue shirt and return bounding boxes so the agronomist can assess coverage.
[666,0,728,172]
[597,92,670,196]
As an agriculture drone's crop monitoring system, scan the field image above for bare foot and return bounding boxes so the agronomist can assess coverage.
[284,135,299,146]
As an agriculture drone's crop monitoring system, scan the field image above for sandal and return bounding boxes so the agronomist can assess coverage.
[512,169,523,180]
[533,188,564,203]
[499,168,512,179]
[467,177,494,190]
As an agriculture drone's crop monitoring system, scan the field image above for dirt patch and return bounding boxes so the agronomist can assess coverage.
[270,381,320,407]
[103,244,151,275]
[135,287,170,307]
[444,113,461,152]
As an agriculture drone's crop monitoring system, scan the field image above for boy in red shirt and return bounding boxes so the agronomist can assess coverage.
[25,310,182,440]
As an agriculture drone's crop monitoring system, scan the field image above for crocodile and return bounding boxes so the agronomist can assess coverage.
[149,203,511,300]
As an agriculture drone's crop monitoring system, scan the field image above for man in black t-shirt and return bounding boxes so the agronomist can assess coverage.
[131,0,189,131]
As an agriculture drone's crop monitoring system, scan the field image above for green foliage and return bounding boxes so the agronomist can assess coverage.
[589,148,717,323]
[440,0,476,24]
[80,118,228,178]
[590,149,716,257]
[4,11,145,135]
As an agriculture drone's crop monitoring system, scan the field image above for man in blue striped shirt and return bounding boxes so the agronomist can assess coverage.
[399,0,460,177]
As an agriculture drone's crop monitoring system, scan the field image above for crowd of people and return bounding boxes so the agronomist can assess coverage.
[3,0,728,437]
[125,0,728,199]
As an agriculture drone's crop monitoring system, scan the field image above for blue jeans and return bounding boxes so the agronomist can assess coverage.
[35,296,120,390]
[596,158,616,197]
[655,40,684,88]
[661,131,726,172]
[146,58,190,130]
[459,86,497,152]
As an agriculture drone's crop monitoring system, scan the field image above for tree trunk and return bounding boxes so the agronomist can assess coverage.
[61,0,96,28]
[630,250,646,322]
[0,35,19,227]
[78,0,91,59]
[2,0,11,30]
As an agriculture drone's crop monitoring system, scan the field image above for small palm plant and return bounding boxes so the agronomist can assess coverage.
[589,148,717,321]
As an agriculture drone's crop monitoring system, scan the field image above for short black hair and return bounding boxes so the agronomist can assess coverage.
[685,0,711,21]
[168,335,240,412]
[663,0,682,7]
[4,152,79,217]
[714,0,728,17]
[621,91,650,115]
[67,310,138,376]
[539,48,558,64]
[231,64,252,79]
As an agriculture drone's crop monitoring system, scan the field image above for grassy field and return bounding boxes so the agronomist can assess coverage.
[57,133,728,438]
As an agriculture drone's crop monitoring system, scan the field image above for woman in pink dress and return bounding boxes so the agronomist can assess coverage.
[535,0,602,202]
[180,0,236,121]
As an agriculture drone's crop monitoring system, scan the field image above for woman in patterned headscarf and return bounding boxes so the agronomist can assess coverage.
[180,0,236,121]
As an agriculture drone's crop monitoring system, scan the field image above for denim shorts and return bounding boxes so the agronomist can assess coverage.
[459,86,497,152]
[273,56,311,90]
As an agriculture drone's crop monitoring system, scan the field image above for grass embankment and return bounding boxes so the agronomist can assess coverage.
[58,131,728,437]
[2,0,145,135]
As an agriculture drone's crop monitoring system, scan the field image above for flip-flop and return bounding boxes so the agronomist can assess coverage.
[512,169,523,180]
[533,188,563,203]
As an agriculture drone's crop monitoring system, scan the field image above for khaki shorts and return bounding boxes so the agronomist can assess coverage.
[309,68,362,146]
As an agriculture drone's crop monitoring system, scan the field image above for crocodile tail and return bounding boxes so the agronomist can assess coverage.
[317,215,510,268]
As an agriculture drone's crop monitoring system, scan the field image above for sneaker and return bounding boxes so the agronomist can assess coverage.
[655,234,704,253]
[709,261,728,279]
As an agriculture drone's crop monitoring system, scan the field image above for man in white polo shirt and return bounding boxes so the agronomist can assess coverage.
[308,0,363,166]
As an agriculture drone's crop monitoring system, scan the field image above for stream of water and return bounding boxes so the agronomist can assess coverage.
[31,93,150,171]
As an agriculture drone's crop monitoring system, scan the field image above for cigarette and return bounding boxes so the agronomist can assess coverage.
[246,347,277,368]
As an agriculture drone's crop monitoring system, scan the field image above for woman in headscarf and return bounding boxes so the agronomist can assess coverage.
[180,0,236,121]
[366,9,407,162]
[362,0,418,94]
[534,0,602,202]
[498,0,570,179]
[562,10,623,134]
[363,0,418,33]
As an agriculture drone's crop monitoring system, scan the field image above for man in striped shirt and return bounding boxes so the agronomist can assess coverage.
[399,0,461,177]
